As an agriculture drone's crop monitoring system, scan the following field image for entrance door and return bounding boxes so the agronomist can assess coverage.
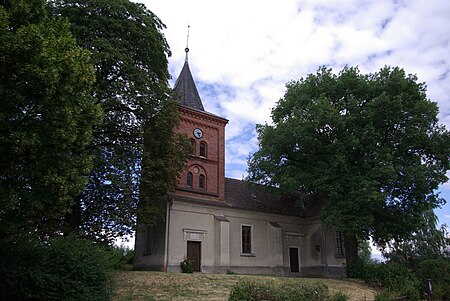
[289,247,300,273]
[187,241,201,272]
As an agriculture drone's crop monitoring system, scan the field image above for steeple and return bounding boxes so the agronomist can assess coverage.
[173,27,205,111]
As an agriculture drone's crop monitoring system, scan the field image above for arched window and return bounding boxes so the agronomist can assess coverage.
[190,139,196,155]
[187,172,193,188]
[199,174,205,190]
[199,142,207,157]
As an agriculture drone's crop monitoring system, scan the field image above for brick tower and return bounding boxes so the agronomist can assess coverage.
[172,48,228,201]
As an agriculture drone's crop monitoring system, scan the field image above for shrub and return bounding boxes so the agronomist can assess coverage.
[228,279,348,301]
[417,258,450,300]
[356,262,419,301]
[110,245,134,270]
[346,257,367,279]
[0,235,117,301]
[374,291,392,301]
[180,257,193,273]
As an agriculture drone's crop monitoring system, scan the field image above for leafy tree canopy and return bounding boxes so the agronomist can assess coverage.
[248,66,450,250]
[48,0,190,244]
[0,0,101,236]
[383,210,450,266]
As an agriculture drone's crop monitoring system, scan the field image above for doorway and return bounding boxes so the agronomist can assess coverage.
[289,247,300,273]
[187,241,201,272]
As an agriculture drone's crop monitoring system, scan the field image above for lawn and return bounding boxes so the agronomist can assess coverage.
[114,271,379,301]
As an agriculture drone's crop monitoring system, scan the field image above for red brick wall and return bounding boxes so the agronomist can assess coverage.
[174,106,228,201]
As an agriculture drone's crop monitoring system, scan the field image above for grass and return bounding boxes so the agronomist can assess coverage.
[113,271,379,301]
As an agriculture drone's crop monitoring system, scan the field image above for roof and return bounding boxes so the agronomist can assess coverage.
[170,178,323,218]
[173,60,205,111]
[224,178,311,217]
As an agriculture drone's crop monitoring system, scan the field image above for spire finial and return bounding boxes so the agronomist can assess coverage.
[185,25,190,61]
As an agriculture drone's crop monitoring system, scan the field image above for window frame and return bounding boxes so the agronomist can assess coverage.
[199,141,207,158]
[335,231,345,257]
[190,139,196,155]
[241,224,254,256]
[199,174,205,190]
[187,172,193,188]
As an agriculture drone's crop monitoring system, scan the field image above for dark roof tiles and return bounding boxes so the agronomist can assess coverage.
[171,178,322,218]
[173,61,205,111]
[224,178,308,216]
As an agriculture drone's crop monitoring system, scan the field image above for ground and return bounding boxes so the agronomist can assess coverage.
[114,271,379,301]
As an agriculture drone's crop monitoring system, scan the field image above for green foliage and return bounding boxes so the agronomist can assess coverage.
[110,245,135,270]
[346,257,367,279]
[247,66,450,251]
[1,0,46,30]
[383,210,450,267]
[417,259,450,300]
[180,257,194,273]
[0,0,100,236]
[358,240,374,264]
[351,262,420,300]
[139,99,192,226]
[374,291,392,301]
[378,211,450,299]
[351,258,450,300]
[228,280,348,301]
[346,239,378,278]
[0,235,117,301]
[47,0,191,243]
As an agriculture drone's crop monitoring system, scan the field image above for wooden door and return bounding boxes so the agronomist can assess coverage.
[187,241,201,272]
[289,247,300,273]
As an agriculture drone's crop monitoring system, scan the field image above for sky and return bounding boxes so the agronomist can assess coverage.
[133,0,450,243]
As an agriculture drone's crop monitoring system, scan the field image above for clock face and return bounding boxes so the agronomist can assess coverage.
[193,128,203,139]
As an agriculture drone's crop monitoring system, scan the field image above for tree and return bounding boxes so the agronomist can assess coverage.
[383,210,450,266]
[0,0,101,236]
[247,66,450,264]
[48,0,190,244]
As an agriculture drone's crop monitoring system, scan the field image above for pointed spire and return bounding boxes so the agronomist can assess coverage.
[173,26,205,111]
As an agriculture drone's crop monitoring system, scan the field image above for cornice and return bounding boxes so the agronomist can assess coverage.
[179,105,228,126]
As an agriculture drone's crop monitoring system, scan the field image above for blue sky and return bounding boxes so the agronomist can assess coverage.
[138,0,450,234]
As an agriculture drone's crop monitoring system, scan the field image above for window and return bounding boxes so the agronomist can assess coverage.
[190,139,196,155]
[199,142,207,157]
[187,172,193,188]
[241,225,252,254]
[199,174,205,190]
[335,231,345,256]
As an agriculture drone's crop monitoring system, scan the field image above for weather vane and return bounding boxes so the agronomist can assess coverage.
[185,25,190,61]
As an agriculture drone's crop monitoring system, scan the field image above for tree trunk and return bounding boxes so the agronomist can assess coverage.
[344,233,358,267]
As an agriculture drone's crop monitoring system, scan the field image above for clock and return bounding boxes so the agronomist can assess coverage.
[193,128,203,139]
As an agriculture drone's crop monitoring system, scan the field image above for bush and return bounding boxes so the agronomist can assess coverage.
[0,235,117,301]
[417,258,450,300]
[180,257,193,273]
[346,257,367,279]
[228,280,348,301]
[110,245,134,270]
[354,262,420,301]
[374,291,392,301]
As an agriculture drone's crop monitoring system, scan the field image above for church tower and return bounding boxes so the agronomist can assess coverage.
[172,48,228,201]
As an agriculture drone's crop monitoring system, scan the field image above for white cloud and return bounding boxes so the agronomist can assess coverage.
[139,0,450,221]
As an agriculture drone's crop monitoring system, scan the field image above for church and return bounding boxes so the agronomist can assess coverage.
[134,48,346,277]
